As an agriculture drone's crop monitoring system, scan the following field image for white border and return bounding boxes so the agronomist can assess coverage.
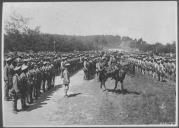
[1,2,5,127]
[1,2,178,127]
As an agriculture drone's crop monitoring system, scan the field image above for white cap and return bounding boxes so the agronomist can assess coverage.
[6,57,12,61]
[14,66,21,71]
[21,65,28,71]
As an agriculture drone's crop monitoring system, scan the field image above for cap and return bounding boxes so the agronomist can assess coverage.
[64,63,70,67]
[43,62,47,65]
[102,57,106,60]
[14,66,21,71]
[6,57,12,62]
[21,65,28,71]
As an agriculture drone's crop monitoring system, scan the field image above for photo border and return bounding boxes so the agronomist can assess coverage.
[0,0,178,127]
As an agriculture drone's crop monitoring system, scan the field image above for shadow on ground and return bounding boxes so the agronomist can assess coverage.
[68,93,82,98]
[107,88,140,95]
[25,84,63,112]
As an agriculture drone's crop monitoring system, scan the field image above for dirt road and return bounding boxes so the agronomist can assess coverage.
[3,70,176,126]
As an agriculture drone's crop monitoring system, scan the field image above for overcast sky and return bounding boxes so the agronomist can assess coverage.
[3,2,177,44]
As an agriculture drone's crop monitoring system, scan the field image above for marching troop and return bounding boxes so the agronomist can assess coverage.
[4,50,176,114]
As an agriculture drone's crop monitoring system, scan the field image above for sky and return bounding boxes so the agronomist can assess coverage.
[3,1,177,44]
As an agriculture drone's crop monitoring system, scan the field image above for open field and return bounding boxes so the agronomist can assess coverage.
[3,70,176,126]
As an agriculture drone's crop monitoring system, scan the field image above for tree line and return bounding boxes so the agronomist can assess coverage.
[4,13,176,54]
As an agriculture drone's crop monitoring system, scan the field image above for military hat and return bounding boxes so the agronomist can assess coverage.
[43,61,48,65]
[6,57,12,62]
[23,59,29,62]
[64,63,70,67]
[102,57,106,60]
[21,65,28,71]
[14,66,21,71]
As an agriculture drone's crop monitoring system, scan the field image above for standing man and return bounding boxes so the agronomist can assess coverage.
[63,63,70,97]
[96,59,101,77]
[19,65,29,110]
[10,66,21,114]
[159,61,165,81]
[4,58,13,101]
[50,63,55,88]
[60,58,66,78]
[83,58,88,80]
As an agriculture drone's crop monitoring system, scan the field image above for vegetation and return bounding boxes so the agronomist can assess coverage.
[4,13,176,54]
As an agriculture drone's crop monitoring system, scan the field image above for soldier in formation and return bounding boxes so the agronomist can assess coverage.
[4,51,99,113]
[127,55,176,82]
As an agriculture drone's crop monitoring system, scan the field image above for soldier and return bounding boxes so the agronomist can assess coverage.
[60,58,66,78]
[98,58,107,91]
[163,60,169,80]
[50,63,55,88]
[83,58,88,80]
[63,63,70,97]
[171,60,176,81]
[33,64,38,99]
[46,62,52,90]
[42,62,47,92]
[152,60,156,78]
[19,65,29,110]
[96,59,100,77]
[26,64,33,104]
[4,58,14,101]
[159,61,165,81]
[36,63,42,97]
[9,66,21,114]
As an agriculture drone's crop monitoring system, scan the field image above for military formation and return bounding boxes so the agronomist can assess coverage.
[84,50,176,91]
[4,51,99,114]
[127,53,176,82]
[4,50,176,114]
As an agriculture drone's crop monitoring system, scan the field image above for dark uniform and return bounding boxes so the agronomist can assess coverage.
[19,66,29,110]
[10,66,21,113]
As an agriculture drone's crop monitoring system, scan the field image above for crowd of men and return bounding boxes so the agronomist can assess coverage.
[4,50,176,114]
[4,51,99,114]
[127,52,176,82]
[84,50,176,84]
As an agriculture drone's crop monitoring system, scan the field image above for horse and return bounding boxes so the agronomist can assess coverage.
[98,63,131,92]
[110,64,129,91]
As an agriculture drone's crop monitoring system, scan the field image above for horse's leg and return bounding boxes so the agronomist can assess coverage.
[103,81,106,91]
[100,82,102,89]
[114,80,118,90]
[121,81,124,92]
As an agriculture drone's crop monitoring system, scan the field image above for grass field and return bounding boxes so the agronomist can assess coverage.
[120,71,176,124]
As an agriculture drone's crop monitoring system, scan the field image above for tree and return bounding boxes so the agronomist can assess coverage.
[4,12,41,52]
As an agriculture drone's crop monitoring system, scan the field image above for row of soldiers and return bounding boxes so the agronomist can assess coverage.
[127,55,176,82]
[4,51,100,113]
[83,58,97,80]
[93,51,176,83]
[4,57,56,113]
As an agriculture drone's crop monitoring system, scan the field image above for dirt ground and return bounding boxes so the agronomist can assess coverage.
[3,70,176,126]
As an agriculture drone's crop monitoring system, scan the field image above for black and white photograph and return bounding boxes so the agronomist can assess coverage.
[1,1,178,127]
